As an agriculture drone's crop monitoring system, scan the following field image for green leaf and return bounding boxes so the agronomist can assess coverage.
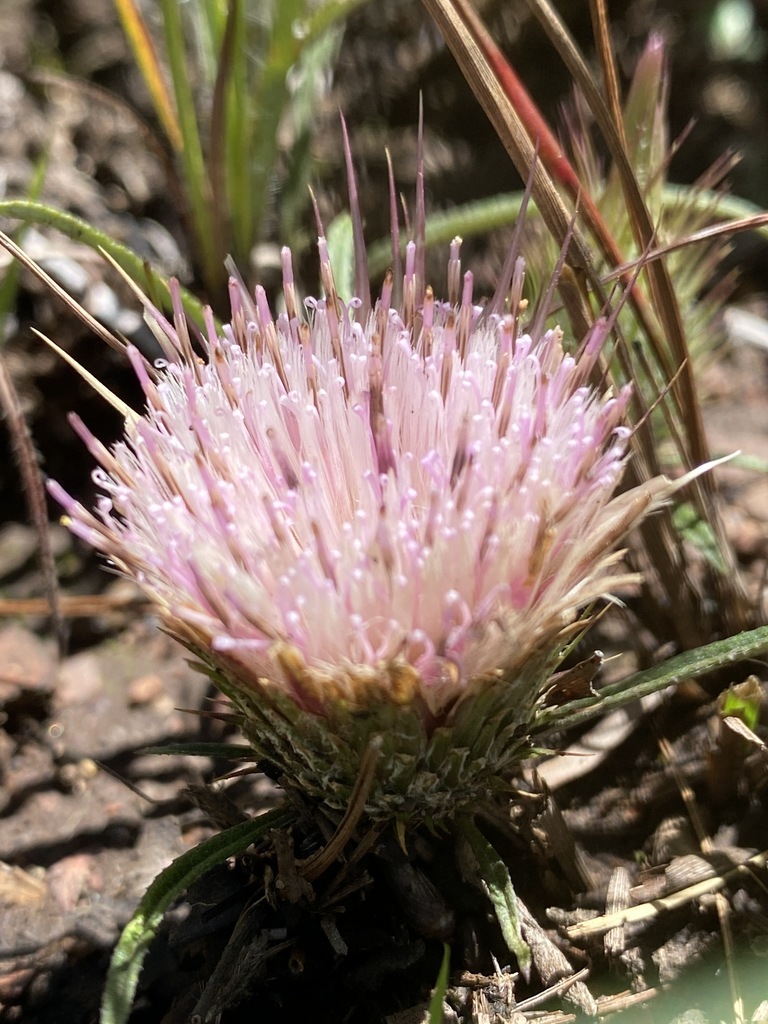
[244,0,305,260]
[278,22,346,250]
[300,0,370,44]
[100,805,293,1024]
[723,451,768,474]
[367,193,529,278]
[220,0,251,264]
[366,183,768,280]
[112,0,182,152]
[326,211,355,301]
[0,153,48,335]
[458,817,531,973]
[535,624,768,734]
[672,501,728,573]
[721,677,762,732]
[159,0,221,293]
[428,943,451,1024]
[0,200,212,328]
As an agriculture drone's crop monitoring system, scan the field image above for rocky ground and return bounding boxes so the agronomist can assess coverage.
[1,1,768,1022]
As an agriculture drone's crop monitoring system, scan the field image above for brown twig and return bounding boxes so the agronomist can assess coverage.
[298,735,382,882]
[0,352,66,653]
[0,592,148,617]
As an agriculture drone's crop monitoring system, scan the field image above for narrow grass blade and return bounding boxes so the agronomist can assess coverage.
[159,0,221,294]
[278,23,346,250]
[100,806,294,1024]
[523,0,704,443]
[210,0,242,257]
[0,200,210,327]
[459,817,531,973]
[368,192,528,276]
[194,0,229,79]
[428,943,451,1024]
[0,225,124,356]
[301,0,370,43]
[589,0,626,154]
[112,0,183,152]
[0,152,47,329]
[419,0,592,281]
[367,186,768,284]
[535,625,768,734]
[243,0,305,262]
[237,0,361,254]
[31,329,137,421]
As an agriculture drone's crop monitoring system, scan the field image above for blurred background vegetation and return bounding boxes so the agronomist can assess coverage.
[1,0,767,602]
[3,0,768,291]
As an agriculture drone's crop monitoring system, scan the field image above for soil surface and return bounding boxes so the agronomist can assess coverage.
[1,2,768,1022]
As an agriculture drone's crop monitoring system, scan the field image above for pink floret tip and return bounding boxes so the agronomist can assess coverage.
[52,232,650,721]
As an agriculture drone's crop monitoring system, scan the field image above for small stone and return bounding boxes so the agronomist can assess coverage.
[55,652,104,708]
[0,524,39,579]
[46,854,95,913]
[127,673,165,706]
[742,478,768,523]
[0,624,56,708]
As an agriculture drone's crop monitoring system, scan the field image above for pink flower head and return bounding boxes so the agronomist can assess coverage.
[51,234,646,727]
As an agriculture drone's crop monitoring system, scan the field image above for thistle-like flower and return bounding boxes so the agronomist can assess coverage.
[49,212,677,825]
